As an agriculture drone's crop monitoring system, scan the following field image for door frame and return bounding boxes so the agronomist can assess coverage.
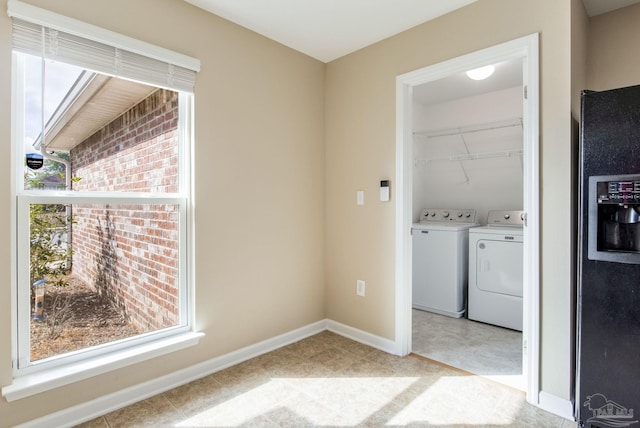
[394,33,540,404]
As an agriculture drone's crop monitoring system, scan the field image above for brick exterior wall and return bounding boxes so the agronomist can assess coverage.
[70,89,180,332]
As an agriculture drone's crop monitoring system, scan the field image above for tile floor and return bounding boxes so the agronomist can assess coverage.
[78,331,575,427]
[412,309,524,390]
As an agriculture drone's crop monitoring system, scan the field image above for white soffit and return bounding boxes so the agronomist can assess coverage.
[184,0,477,63]
[45,76,156,151]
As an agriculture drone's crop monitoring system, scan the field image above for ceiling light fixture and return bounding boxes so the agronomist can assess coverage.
[466,65,495,81]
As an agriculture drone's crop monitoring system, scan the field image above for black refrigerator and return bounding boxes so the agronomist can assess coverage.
[577,84,640,427]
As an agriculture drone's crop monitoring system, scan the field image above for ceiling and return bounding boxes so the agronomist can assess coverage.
[185,0,477,63]
[583,0,640,16]
[413,58,523,106]
[185,0,640,63]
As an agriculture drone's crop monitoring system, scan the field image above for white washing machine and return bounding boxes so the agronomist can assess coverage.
[468,210,524,331]
[412,208,477,318]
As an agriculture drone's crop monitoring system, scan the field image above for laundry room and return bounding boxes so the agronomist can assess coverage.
[410,57,526,389]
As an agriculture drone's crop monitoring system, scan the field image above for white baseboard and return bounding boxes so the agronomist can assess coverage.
[17,319,562,427]
[16,319,328,428]
[538,390,575,421]
[326,319,397,354]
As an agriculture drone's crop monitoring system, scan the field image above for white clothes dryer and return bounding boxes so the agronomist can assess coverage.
[468,210,524,331]
[412,208,477,318]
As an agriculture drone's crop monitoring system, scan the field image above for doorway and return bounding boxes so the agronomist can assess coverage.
[394,34,540,404]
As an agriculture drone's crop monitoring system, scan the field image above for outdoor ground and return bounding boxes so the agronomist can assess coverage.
[30,274,139,361]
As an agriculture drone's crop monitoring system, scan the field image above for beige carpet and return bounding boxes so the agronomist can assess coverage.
[78,331,574,427]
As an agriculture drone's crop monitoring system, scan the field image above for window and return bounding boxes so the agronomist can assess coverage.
[8,0,200,388]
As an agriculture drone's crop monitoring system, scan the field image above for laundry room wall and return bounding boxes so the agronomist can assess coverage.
[412,86,523,225]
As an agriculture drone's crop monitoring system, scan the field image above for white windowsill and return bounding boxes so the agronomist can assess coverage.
[2,331,204,402]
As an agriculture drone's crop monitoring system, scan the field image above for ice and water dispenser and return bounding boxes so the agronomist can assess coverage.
[588,174,640,264]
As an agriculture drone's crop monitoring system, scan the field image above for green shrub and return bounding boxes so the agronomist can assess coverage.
[29,204,72,288]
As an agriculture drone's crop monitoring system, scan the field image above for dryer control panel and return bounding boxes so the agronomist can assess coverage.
[418,208,476,224]
[486,210,525,227]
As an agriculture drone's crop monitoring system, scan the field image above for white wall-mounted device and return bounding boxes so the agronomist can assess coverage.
[380,180,390,202]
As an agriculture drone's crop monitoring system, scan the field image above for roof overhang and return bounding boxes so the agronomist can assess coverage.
[36,72,156,152]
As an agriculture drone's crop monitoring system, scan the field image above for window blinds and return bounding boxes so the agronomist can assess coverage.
[11,14,198,93]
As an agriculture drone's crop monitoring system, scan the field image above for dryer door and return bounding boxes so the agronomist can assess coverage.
[475,239,523,297]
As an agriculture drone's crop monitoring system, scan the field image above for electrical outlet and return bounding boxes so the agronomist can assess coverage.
[356,280,365,297]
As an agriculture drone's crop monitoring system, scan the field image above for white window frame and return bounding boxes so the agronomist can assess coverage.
[4,1,202,402]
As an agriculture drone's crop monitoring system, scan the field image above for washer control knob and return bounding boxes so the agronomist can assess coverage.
[442,211,450,218]
[504,213,511,219]
[521,212,525,221]
[430,212,436,217]
[465,213,471,218]
[457,212,463,218]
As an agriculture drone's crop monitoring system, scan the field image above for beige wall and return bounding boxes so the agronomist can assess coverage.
[572,0,589,119]
[0,0,325,425]
[325,0,574,400]
[5,0,628,423]
[587,3,640,90]
[0,2,12,423]
[570,0,589,397]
